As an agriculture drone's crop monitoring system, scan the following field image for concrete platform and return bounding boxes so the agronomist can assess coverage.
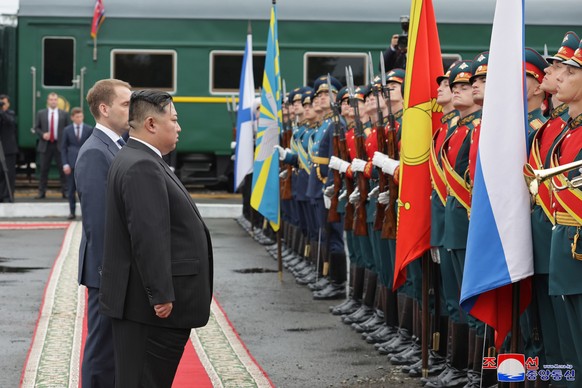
[0,202,242,219]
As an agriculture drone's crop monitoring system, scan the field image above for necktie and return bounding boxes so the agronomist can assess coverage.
[49,111,55,142]
[117,138,126,147]
[75,125,80,141]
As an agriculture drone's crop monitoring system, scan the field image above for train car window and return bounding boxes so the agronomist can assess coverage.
[42,37,75,87]
[210,51,266,94]
[304,53,368,87]
[112,50,176,92]
[442,54,463,72]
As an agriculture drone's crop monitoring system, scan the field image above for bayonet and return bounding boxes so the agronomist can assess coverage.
[368,52,375,86]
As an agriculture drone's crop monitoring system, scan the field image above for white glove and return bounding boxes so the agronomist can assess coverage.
[230,141,237,150]
[368,186,380,199]
[274,145,287,161]
[430,247,441,264]
[329,156,350,173]
[279,169,288,179]
[349,188,360,204]
[351,158,367,172]
[323,195,331,209]
[381,157,400,176]
[323,185,335,198]
[372,151,389,168]
[231,154,236,161]
[338,189,347,202]
[378,191,390,205]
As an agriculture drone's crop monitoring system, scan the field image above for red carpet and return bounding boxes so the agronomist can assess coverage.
[20,221,273,388]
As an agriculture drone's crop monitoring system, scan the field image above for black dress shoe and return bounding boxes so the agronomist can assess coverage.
[424,366,468,388]
[404,350,445,376]
[296,271,316,285]
[341,305,373,325]
[67,214,76,220]
[35,193,46,199]
[378,331,413,355]
[352,312,384,333]
[308,277,329,291]
[331,298,361,315]
[365,325,398,344]
[390,343,421,365]
[313,283,346,300]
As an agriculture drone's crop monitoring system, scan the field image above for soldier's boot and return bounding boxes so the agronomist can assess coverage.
[332,265,364,315]
[406,314,448,376]
[365,285,397,343]
[293,238,316,276]
[379,296,413,355]
[353,285,384,332]
[330,264,354,312]
[425,322,469,388]
[391,298,421,364]
[421,318,454,384]
[463,329,476,387]
[342,270,375,325]
[313,251,346,300]
[375,290,405,350]
[465,335,497,388]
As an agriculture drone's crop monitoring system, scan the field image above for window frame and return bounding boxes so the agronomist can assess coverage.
[41,36,76,89]
[209,49,266,95]
[303,51,369,87]
[110,49,178,93]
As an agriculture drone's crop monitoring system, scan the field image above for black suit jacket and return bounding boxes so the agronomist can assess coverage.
[61,123,93,168]
[0,109,18,155]
[34,108,71,152]
[100,139,213,329]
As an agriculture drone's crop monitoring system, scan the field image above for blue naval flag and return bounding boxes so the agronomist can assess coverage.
[234,30,255,191]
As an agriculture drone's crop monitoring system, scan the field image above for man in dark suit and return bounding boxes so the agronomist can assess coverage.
[75,79,132,388]
[0,94,18,202]
[34,92,71,199]
[100,90,213,387]
[62,107,93,219]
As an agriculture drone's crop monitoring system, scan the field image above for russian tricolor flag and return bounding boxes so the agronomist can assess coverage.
[460,0,533,349]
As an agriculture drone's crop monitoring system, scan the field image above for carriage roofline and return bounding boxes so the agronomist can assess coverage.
[16,0,582,26]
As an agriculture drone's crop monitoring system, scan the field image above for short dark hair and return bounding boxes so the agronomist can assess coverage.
[70,107,83,116]
[129,90,173,129]
[0,94,8,101]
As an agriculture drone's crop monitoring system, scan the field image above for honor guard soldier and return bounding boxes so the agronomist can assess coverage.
[525,48,549,140]
[426,60,479,388]
[528,32,580,374]
[546,37,582,379]
[308,75,347,300]
[419,62,460,379]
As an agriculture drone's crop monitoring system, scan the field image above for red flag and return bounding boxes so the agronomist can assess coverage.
[393,0,443,289]
[91,0,105,39]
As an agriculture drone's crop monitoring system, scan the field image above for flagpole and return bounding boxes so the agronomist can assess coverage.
[421,251,430,378]
[510,282,520,388]
[93,37,97,61]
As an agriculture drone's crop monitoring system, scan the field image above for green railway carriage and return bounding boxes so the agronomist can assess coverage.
[2,0,581,187]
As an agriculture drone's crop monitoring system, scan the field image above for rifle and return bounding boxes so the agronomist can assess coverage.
[280,80,293,200]
[370,52,389,231]
[380,53,399,239]
[327,74,342,223]
[340,122,354,231]
[346,66,368,236]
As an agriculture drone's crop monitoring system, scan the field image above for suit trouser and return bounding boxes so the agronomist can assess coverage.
[39,141,66,194]
[0,153,16,202]
[67,167,77,214]
[111,318,190,388]
[82,287,115,388]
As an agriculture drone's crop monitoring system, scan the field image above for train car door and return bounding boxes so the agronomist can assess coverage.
[34,35,88,115]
